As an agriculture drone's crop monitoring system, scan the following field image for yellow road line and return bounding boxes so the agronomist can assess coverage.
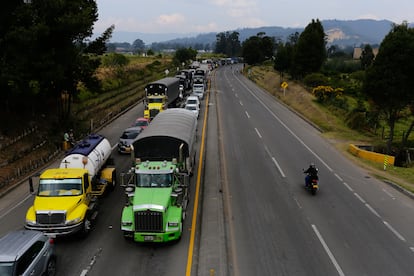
[186,72,214,276]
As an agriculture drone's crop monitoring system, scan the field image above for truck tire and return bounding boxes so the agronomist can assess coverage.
[123,231,133,240]
[45,256,57,276]
[109,170,117,191]
[79,217,91,238]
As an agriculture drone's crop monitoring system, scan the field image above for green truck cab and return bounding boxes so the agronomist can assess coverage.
[121,109,197,242]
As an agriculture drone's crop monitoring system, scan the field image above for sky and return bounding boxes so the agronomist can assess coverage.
[93,0,413,35]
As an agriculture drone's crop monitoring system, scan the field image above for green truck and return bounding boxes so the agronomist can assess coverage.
[121,108,197,242]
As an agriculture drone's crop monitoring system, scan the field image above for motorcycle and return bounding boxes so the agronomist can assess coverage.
[304,173,319,195]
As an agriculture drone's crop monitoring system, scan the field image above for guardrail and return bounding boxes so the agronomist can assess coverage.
[348,144,395,166]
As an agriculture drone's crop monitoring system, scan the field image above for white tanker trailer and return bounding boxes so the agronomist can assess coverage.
[60,134,115,193]
[25,134,116,237]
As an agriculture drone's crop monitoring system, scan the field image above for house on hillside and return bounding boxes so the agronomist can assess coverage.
[353,47,379,60]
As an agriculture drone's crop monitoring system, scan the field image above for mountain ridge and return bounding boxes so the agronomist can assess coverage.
[102,19,412,47]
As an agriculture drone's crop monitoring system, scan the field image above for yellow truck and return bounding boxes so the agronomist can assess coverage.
[25,134,116,237]
[143,77,181,120]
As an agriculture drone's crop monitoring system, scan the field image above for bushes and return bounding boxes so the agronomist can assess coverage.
[312,85,343,102]
[303,73,329,87]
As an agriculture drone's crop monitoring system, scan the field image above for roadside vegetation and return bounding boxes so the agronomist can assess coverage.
[239,20,414,193]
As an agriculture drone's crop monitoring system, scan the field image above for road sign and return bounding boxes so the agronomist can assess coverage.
[281,81,288,89]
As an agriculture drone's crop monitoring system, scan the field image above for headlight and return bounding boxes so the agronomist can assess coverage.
[26,219,37,226]
[66,217,81,225]
[122,221,133,227]
[168,222,179,227]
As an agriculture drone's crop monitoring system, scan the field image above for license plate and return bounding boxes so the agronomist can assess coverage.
[312,185,318,189]
[144,235,154,241]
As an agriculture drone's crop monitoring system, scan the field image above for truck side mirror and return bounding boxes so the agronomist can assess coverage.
[29,177,34,194]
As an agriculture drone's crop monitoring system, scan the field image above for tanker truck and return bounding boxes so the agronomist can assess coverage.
[143,77,181,120]
[120,108,197,242]
[25,134,116,237]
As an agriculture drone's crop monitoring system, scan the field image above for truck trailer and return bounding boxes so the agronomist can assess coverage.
[121,108,197,242]
[25,134,116,237]
[143,77,181,120]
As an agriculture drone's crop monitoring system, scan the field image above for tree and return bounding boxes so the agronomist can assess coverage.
[291,19,326,79]
[228,31,241,57]
[274,43,291,81]
[215,31,241,57]
[0,0,113,122]
[132,38,145,54]
[242,32,275,65]
[242,35,263,64]
[360,44,375,69]
[215,32,227,54]
[174,47,197,65]
[363,22,414,154]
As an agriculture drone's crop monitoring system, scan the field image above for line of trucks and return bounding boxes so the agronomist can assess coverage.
[25,108,197,243]
[144,68,207,120]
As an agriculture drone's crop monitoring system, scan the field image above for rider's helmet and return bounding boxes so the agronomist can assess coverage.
[310,163,315,168]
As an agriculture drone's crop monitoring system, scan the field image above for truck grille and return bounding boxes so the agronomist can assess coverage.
[150,109,159,118]
[135,210,163,232]
[36,212,66,225]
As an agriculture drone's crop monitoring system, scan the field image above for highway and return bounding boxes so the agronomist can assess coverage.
[1,64,414,276]
[202,65,414,275]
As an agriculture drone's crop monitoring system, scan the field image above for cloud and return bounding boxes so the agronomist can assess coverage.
[210,0,258,18]
[356,14,380,20]
[156,13,186,26]
[192,22,220,33]
[243,17,266,28]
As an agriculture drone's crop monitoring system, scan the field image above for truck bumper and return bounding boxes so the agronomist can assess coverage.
[25,221,84,237]
[123,230,181,242]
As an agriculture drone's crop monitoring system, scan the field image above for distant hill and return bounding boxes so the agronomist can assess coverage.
[103,19,411,48]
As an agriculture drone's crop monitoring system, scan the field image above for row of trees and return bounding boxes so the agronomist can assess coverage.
[215,31,241,57]
[0,0,113,126]
[364,23,414,155]
[274,19,326,79]
[241,32,275,65]
[271,20,414,159]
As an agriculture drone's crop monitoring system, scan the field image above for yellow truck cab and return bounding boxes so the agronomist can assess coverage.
[26,168,95,237]
[25,134,116,237]
[143,77,180,120]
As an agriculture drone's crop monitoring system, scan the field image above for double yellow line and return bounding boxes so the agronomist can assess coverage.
[185,71,215,276]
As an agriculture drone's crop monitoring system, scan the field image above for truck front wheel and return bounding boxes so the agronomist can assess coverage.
[123,231,133,240]
[79,218,91,238]
[110,170,117,191]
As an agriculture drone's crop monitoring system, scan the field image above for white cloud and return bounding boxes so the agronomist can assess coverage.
[210,0,258,18]
[356,14,380,20]
[243,17,266,28]
[193,22,220,33]
[156,13,186,26]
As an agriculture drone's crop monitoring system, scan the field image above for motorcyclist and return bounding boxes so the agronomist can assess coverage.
[304,163,318,187]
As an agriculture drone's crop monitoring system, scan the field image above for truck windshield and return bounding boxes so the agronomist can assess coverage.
[148,98,163,103]
[137,173,172,188]
[0,262,14,276]
[38,178,83,196]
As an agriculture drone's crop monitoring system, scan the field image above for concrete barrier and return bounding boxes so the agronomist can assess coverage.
[348,144,395,165]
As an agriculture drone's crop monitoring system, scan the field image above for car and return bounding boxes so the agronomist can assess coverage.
[118,126,143,154]
[185,95,200,108]
[133,117,150,129]
[185,104,200,119]
[192,83,205,100]
[0,229,56,276]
